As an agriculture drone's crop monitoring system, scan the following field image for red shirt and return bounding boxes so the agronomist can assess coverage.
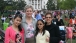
[69,19,76,25]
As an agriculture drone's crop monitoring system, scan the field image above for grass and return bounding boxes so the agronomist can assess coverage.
[66,39,76,43]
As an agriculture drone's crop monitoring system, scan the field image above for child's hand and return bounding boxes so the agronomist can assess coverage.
[10,39,15,43]
[46,37,49,42]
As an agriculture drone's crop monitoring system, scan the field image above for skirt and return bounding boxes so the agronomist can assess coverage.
[25,37,35,43]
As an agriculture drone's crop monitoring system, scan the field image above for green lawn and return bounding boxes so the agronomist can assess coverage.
[66,39,76,43]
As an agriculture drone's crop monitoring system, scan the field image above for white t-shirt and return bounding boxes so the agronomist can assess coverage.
[1,17,6,22]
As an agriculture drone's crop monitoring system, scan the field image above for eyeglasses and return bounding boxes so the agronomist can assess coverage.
[45,17,52,18]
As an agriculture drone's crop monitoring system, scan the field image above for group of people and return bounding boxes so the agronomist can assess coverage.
[66,12,76,43]
[4,5,65,43]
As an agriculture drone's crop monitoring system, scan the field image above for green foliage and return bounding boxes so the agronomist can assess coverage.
[11,1,26,10]
[15,1,26,10]
[0,0,7,11]
[58,0,76,9]
[46,0,55,10]
[4,6,13,10]
[0,0,26,10]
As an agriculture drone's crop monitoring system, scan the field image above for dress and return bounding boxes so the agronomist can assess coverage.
[66,27,73,39]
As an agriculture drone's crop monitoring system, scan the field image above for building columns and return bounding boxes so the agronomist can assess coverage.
[37,0,38,10]
[34,0,35,10]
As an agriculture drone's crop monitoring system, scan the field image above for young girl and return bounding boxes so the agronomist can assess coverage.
[5,14,24,43]
[35,19,50,43]
[66,23,73,43]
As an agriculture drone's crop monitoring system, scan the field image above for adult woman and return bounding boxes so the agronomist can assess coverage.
[35,19,50,43]
[56,14,64,26]
[45,12,61,43]
[5,14,24,43]
[21,5,37,43]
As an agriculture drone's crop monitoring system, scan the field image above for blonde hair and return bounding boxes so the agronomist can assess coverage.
[24,5,33,12]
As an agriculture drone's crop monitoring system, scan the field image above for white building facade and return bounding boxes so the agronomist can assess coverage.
[25,0,48,10]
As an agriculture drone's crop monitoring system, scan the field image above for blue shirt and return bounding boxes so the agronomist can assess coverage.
[35,14,42,20]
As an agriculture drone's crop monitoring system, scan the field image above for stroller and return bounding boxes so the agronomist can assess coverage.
[59,26,66,43]
[0,28,5,42]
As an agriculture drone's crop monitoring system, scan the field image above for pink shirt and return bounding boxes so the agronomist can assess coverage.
[5,26,24,43]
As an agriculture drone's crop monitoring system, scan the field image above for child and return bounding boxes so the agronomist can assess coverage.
[66,23,73,43]
[5,14,24,43]
[35,19,50,43]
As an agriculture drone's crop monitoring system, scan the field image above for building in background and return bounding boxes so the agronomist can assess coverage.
[25,0,48,10]
[4,0,57,10]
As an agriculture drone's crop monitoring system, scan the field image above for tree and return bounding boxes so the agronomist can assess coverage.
[0,0,7,13]
[4,0,26,10]
[58,0,76,10]
[4,6,13,10]
[46,0,55,10]
[14,1,26,10]
[65,0,76,9]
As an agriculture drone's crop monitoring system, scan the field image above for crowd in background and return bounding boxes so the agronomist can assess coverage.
[0,5,76,43]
